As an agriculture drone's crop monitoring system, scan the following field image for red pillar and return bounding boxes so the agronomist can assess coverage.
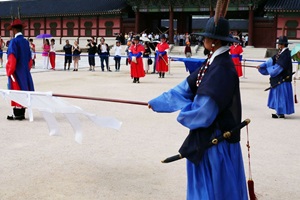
[0,19,2,37]
[78,16,81,38]
[44,17,46,33]
[96,15,99,38]
[60,16,63,37]
[169,6,174,44]
[28,18,31,38]
[135,10,140,34]
[248,5,254,46]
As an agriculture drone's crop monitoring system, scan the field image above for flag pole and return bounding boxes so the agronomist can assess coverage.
[52,93,148,106]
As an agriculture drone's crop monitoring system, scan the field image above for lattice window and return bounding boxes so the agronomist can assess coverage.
[33,23,41,36]
[285,20,298,38]
[66,22,74,37]
[50,22,57,37]
[84,21,93,37]
[105,21,114,36]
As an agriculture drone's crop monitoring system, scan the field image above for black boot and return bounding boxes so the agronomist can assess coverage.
[272,113,285,119]
[162,73,165,78]
[133,78,137,83]
[137,78,140,83]
[159,72,161,78]
[7,108,25,120]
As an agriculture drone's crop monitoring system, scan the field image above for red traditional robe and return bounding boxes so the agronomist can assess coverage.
[230,44,243,77]
[129,44,145,78]
[156,42,169,72]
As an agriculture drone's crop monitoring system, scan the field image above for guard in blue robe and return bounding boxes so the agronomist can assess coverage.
[258,36,294,118]
[6,19,34,120]
[148,17,248,200]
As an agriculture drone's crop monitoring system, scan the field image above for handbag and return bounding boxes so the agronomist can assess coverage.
[148,58,153,65]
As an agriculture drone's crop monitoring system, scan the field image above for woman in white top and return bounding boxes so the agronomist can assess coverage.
[49,39,56,70]
[113,41,122,71]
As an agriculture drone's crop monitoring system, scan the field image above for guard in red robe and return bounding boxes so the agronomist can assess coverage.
[129,36,145,83]
[230,40,243,77]
[155,34,169,78]
[6,19,34,120]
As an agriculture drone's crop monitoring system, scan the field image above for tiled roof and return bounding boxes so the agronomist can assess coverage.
[0,0,128,18]
[264,0,300,12]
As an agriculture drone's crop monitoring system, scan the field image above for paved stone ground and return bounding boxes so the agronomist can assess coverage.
[0,47,299,199]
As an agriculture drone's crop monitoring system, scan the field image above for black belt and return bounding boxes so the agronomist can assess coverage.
[265,72,295,91]
[161,119,251,163]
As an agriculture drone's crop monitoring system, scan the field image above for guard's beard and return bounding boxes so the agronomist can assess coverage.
[203,48,210,56]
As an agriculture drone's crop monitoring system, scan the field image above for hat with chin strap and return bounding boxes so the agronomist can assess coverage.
[199,17,239,43]
[133,36,140,41]
[276,36,291,45]
[160,34,166,40]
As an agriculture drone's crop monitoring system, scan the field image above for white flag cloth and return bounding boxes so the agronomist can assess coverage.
[0,90,122,143]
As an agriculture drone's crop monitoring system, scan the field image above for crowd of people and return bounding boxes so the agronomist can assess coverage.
[0,26,249,76]
[58,35,169,83]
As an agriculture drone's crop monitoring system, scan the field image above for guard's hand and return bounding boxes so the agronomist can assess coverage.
[148,104,152,109]
[256,66,260,70]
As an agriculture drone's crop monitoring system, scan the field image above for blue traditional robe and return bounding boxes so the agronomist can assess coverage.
[6,33,34,92]
[149,47,248,200]
[6,32,34,107]
[259,48,294,115]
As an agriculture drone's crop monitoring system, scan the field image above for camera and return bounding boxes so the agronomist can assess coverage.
[87,39,91,42]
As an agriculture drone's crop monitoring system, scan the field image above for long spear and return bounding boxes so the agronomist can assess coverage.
[53,93,148,106]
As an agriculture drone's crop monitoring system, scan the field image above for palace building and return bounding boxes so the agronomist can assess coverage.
[0,0,299,48]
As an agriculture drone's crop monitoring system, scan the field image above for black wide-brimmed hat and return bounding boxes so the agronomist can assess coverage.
[199,17,238,43]
[276,36,291,45]
[133,36,140,41]
[160,34,166,39]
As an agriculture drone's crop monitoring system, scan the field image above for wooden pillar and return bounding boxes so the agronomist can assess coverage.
[135,9,140,34]
[44,17,46,33]
[0,18,2,37]
[248,5,254,46]
[28,18,31,37]
[60,16,63,37]
[120,16,123,34]
[97,15,99,38]
[169,6,174,44]
[78,16,81,38]
[188,15,192,34]
[177,12,184,34]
